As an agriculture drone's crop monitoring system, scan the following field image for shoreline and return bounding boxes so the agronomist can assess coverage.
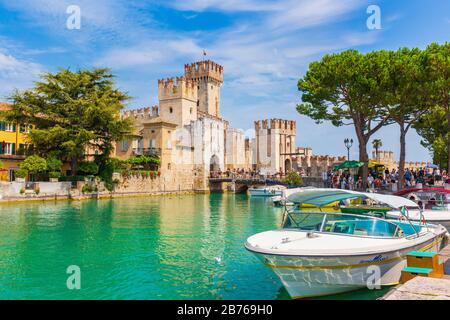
[0,190,206,205]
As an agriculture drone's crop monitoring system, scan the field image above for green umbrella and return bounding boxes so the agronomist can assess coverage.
[333,160,364,171]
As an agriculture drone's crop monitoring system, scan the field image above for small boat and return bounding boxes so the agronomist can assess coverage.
[248,185,286,197]
[245,189,448,299]
[390,188,450,229]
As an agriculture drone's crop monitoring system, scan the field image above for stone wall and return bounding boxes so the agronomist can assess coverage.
[0,181,72,199]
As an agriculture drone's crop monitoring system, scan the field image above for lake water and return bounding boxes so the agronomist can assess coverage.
[0,194,388,300]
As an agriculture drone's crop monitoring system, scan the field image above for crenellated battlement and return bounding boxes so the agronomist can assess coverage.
[184,60,224,83]
[158,76,198,102]
[122,106,159,120]
[255,119,296,133]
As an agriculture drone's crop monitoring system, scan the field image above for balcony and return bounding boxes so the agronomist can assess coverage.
[132,147,161,157]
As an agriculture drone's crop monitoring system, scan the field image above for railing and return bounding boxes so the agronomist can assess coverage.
[132,148,161,156]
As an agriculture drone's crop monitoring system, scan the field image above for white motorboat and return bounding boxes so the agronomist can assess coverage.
[245,189,448,299]
[248,185,286,197]
[389,188,450,229]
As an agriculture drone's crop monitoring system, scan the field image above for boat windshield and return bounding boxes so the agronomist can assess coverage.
[284,212,413,238]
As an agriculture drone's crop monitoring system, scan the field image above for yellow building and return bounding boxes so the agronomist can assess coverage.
[0,103,31,181]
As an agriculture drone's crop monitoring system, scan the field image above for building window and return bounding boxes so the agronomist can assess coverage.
[0,142,16,155]
[169,107,173,113]
[150,139,156,148]
[190,108,193,114]
[197,100,199,107]
[120,140,129,152]
[0,122,16,132]
[20,124,32,133]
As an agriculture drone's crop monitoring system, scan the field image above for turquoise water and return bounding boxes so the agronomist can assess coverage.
[0,194,388,300]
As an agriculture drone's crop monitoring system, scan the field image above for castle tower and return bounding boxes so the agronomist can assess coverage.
[254,119,297,174]
[158,77,198,127]
[184,60,224,118]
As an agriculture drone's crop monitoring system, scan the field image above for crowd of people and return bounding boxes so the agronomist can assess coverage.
[326,167,449,191]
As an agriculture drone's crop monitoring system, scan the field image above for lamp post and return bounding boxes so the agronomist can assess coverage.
[344,138,353,161]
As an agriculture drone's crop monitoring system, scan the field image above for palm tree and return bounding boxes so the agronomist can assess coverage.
[372,139,383,160]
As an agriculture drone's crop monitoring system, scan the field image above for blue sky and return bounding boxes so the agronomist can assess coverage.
[0,0,448,162]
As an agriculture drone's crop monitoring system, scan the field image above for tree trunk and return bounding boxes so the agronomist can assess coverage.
[446,102,450,172]
[355,130,369,190]
[71,157,78,176]
[399,123,407,190]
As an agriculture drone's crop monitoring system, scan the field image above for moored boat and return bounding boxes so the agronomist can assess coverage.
[245,189,448,299]
[390,188,450,229]
[248,185,286,197]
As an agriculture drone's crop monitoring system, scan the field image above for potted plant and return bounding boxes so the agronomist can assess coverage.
[49,171,61,182]
[15,169,28,182]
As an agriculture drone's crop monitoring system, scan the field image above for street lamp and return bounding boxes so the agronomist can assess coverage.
[344,138,353,161]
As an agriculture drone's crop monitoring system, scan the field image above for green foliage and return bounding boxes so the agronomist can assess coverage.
[78,161,99,176]
[82,184,97,194]
[59,175,85,182]
[297,50,392,186]
[49,171,61,179]
[282,172,303,187]
[20,155,47,175]
[46,157,63,173]
[127,155,160,166]
[15,169,28,179]
[1,68,132,175]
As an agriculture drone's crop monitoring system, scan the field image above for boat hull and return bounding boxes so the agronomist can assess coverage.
[249,233,447,299]
[248,189,283,197]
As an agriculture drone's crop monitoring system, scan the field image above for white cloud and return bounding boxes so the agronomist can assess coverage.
[169,0,279,12]
[0,52,43,97]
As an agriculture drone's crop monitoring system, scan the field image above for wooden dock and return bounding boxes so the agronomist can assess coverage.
[381,237,450,300]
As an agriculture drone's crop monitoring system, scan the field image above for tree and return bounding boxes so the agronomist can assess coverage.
[384,48,430,188]
[20,155,47,176]
[372,139,383,159]
[283,171,303,187]
[297,50,392,187]
[2,68,132,175]
[421,43,450,170]
[415,106,448,169]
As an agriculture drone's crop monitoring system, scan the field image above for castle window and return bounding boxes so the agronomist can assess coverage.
[190,108,193,114]
[198,86,200,90]
[197,100,199,107]
[169,107,173,114]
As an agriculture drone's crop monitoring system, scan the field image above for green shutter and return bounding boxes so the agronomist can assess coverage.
[12,143,16,155]
[0,122,5,131]
[12,124,16,132]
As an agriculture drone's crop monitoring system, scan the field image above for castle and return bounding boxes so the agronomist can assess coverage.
[115,60,252,191]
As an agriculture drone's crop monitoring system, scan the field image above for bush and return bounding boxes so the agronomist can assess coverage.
[282,171,303,187]
[82,184,94,194]
[20,155,47,175]
[46,158,63,172]
[49,171,61,179]
[15,169,28,179]
[59,175,85,182]
[78,161,99,176]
